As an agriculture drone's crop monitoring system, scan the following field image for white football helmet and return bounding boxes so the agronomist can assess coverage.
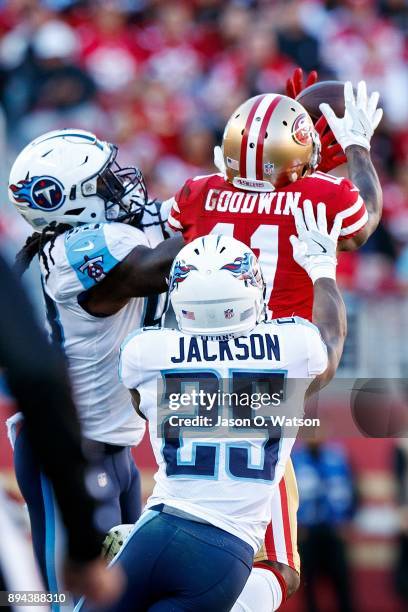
[8,129,147,230]
[169,234,266,338]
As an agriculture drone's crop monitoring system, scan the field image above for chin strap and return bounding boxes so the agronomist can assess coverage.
[213,145,227,176]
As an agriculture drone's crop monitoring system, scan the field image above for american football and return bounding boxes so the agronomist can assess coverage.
[296,80,350,121]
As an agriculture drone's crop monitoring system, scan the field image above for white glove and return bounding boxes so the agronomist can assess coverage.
[290,201,342,283]
[319,81,383,151]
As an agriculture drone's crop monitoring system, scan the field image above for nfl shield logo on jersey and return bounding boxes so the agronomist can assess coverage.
[224,308,234,319]
[97,472,108,488]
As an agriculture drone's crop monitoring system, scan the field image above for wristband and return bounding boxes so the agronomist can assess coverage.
[309,263,337,284]
[343,136,370,151]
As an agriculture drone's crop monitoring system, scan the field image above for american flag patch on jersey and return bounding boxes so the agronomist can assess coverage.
[182,310,195,320]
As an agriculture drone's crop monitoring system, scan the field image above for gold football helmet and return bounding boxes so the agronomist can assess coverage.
[220,93,321,191]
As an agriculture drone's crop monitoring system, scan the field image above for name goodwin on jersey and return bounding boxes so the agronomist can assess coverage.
[204,188,305,216]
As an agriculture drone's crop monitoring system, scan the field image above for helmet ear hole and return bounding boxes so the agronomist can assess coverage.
[241,129,245,136]
[65,208,85,216]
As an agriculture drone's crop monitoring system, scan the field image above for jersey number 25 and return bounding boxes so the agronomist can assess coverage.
[160,369,285,484]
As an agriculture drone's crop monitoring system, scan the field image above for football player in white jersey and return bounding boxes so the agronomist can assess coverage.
[93,201,346,612]
[7,129,183,605]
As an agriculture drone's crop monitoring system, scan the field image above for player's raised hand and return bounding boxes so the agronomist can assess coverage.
[319,81,383,152]
[286,67,318,99]
[290,201,342,283]
[315,115,347,172]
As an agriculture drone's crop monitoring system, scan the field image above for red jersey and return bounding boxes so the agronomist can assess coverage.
[167,171,368,320]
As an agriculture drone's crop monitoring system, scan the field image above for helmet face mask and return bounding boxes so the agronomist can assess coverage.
[169,235,267,339]
[8,129,148,230]
[88,146,148,224]
[221,94,321,192]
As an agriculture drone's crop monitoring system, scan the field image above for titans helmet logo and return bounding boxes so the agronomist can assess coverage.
[221,252,263,289]
[169,261,198,293]
[10,176,65,211]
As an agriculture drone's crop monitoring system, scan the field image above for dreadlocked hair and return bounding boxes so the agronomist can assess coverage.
[14,221,72,279]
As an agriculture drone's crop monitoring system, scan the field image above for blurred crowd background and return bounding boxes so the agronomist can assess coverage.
[1,1,408,611]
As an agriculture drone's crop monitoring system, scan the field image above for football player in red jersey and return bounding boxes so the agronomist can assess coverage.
[164,75,382,611]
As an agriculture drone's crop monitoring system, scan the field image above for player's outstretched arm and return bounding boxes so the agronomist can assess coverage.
[320,81,383,251]
[311,276,347,389]
[82,234,184,316]
[342,144,382,249]
[290,201,347,390]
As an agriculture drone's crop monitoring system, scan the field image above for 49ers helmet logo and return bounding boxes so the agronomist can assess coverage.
[291,113,313,146]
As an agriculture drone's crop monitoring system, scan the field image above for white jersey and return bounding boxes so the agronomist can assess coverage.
[120,318,327,552]
[40,205,167,446]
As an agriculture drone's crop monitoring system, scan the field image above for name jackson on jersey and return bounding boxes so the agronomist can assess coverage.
[170,330,281,363]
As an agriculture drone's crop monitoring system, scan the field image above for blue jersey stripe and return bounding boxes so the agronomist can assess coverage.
[40,475,60,609]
